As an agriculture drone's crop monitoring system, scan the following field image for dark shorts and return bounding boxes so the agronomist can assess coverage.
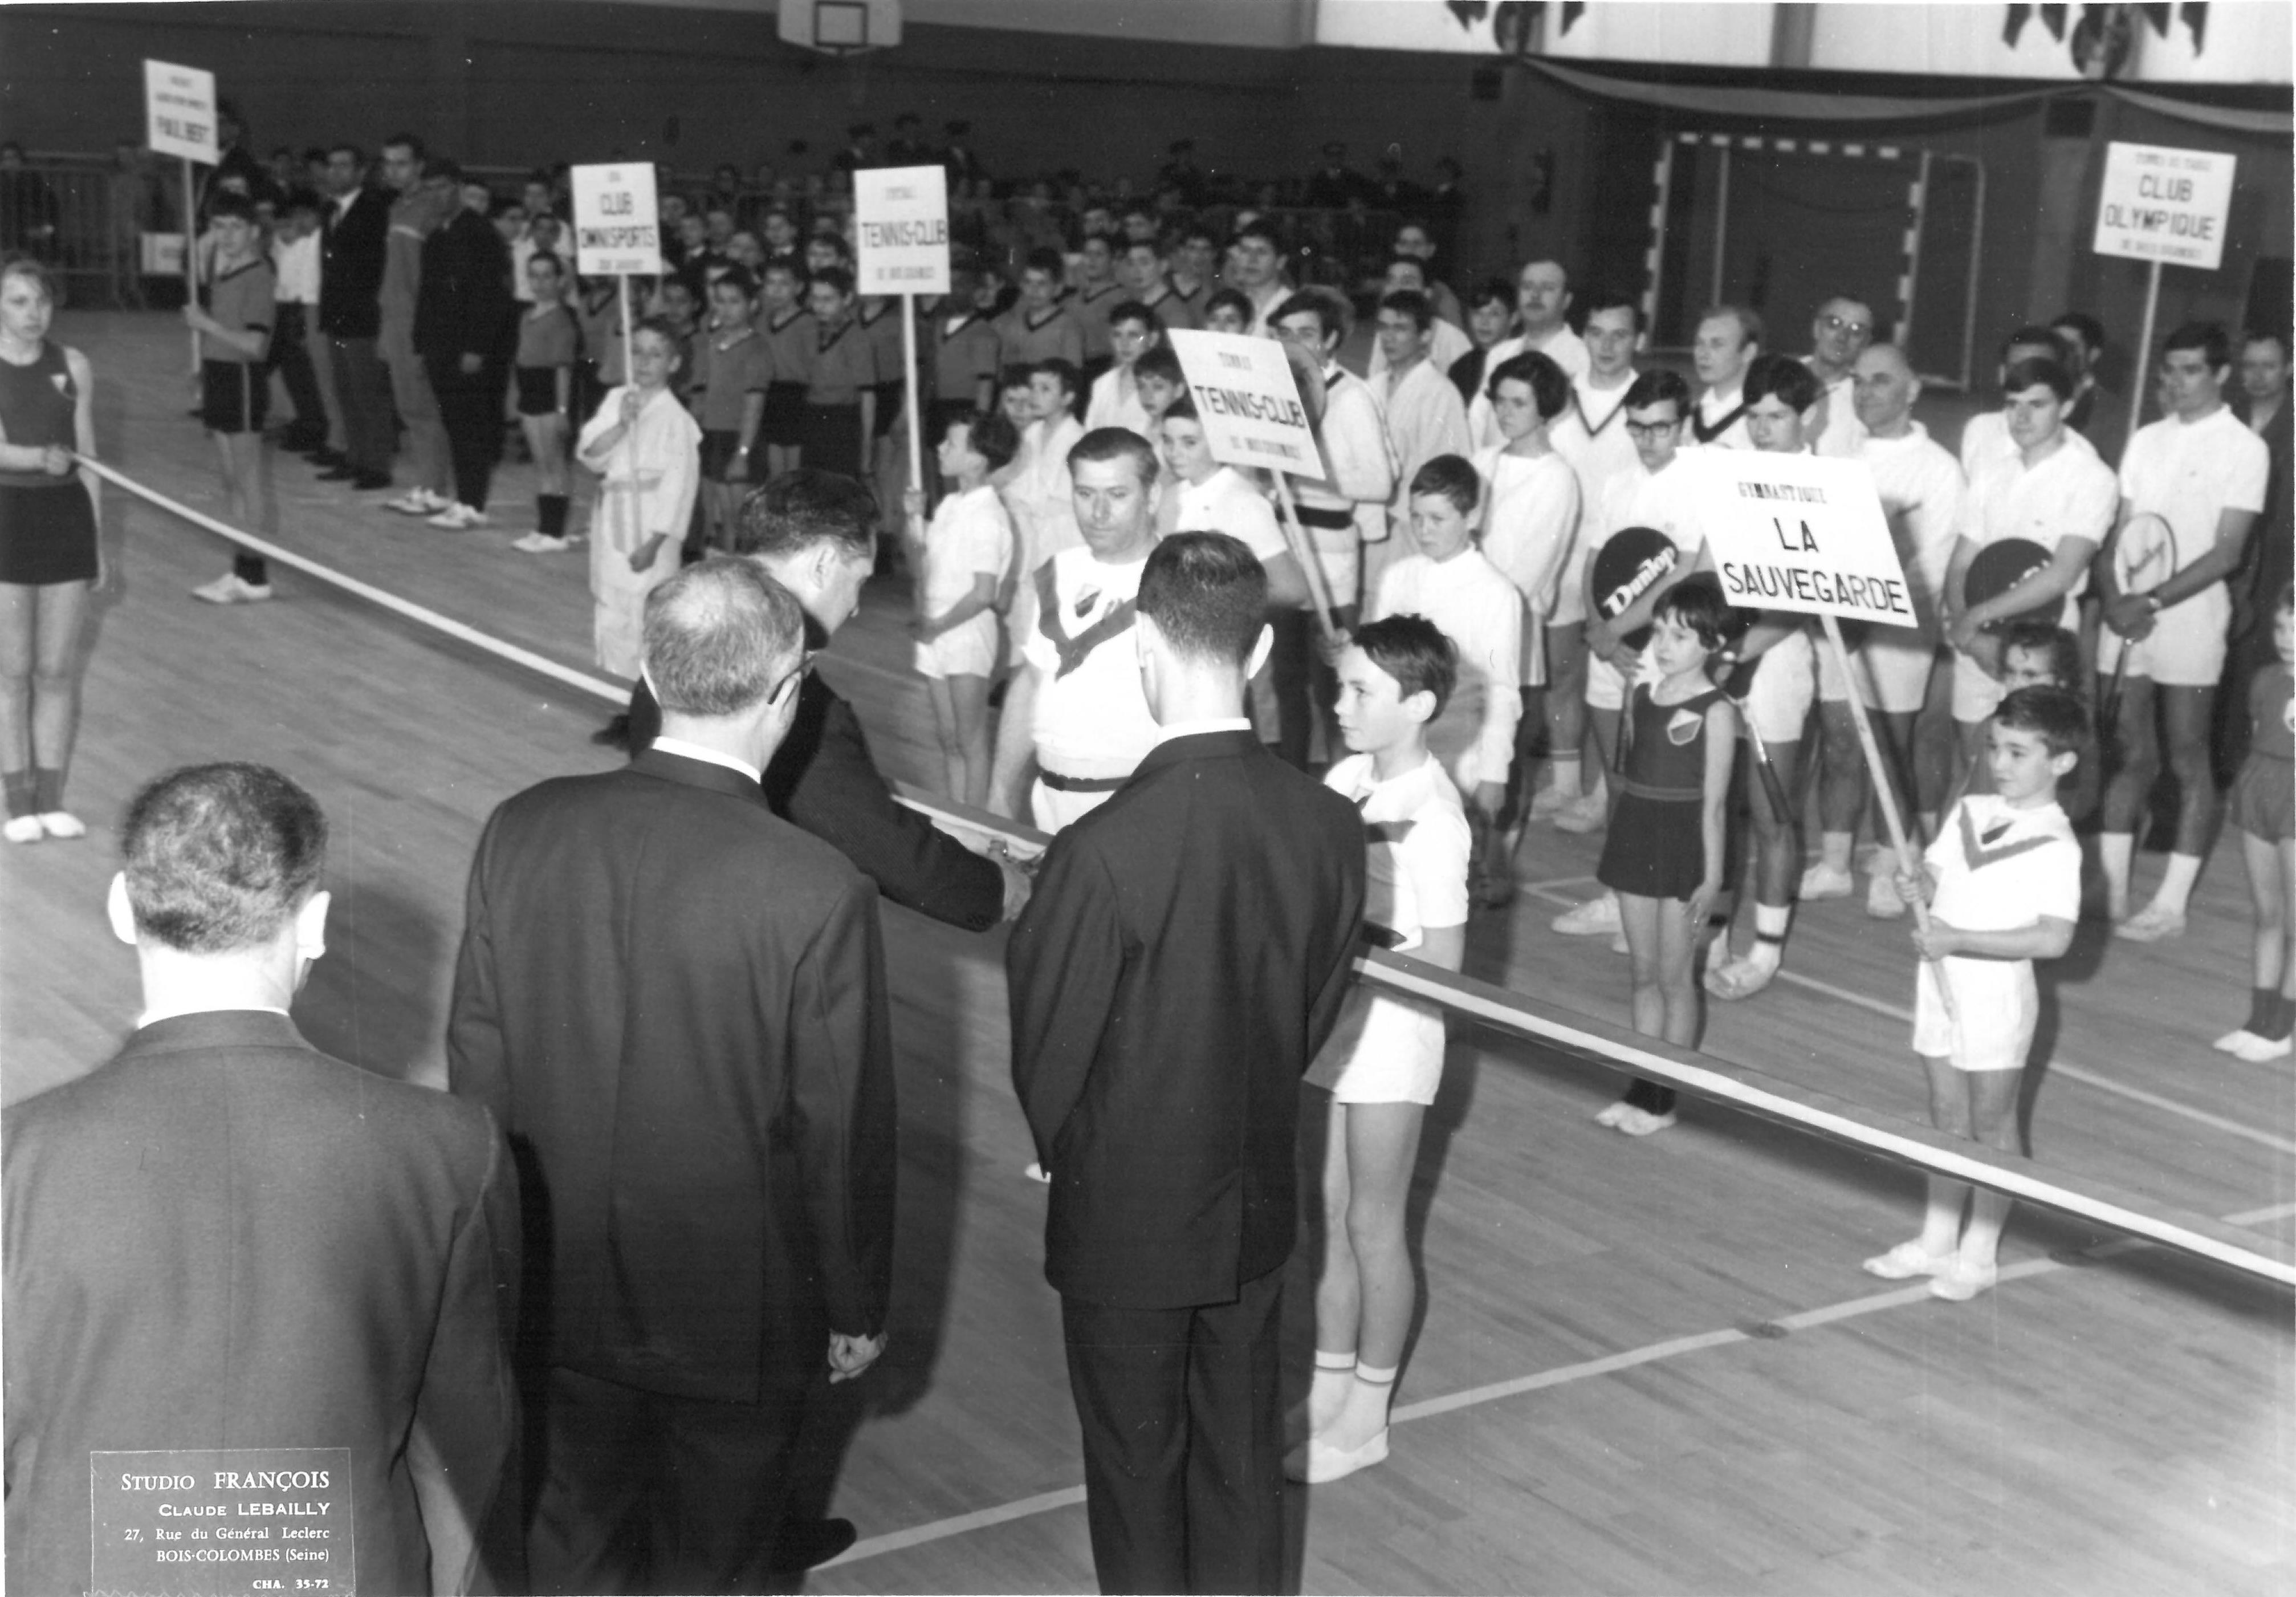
[872,380,902,438]
[1597,793,1707,901]
[760,381,806,446]
[796,403,862,478]
[515,365,565,417]
[2231,753,2295,842]
[0,482,100,586]
[201,360,268,435]
[699,429,746,482]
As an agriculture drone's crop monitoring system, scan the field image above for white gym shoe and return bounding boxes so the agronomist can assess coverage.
[427,502,489,530]
[192,574,272,604]
[1526,782,1570,820]
[36,810,86,840]
[1615,1106,1677,1136]
[385,487,448,515]
[1862,1240,1952,1280]
[1552,892,1622,936]
[2114,903,2187,943]
[2214,1027,2265,1054]
[1865,871,1907,920]
[3,814,43,844]
[1552,791,1608,834]
[511,532,571,554]
[2229,1031,2294,1063]
[1594,1100,1634,1127]
[1928,1255,1998,1302]
[1798,862,1854,900]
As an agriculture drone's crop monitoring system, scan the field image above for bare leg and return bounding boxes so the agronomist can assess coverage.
[924,676,963,799]
[0,582,36,779]
[946,673,992,808]
[1318,1098,1427,1453]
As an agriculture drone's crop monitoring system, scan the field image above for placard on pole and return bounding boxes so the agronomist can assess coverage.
[144,58,217,374]
[1166,328,1340,637]
[853,165,950,503]
[2092,141,2237,441]
[1688,446,1956,1009]
[569,161,663,388]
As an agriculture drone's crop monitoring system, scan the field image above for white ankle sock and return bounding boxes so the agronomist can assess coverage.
[1819,831,1852,872]
[2150,852,2201,916]
[1549,754,1581,801]
[2099,832,2134,908]
[1747,903,1790,970]
[1308,1351,1356,1428]
[1959,1188,2012,1268]
[1330,1363,1397,1449]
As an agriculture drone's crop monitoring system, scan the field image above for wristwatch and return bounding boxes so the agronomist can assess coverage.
[2143,592,2164,614]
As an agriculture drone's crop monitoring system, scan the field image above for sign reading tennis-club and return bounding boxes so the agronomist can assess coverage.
[853,165,951,295]
[1685,448,1915,625]
[1167,329,1325,482]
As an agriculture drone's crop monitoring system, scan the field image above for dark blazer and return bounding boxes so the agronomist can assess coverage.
[318,186,389,340]
[629,671,1004,932]
[2232,392,2293,609]
[448,747,897,1404]
[415,208,513,364]
[3,1010,520,1597]
[1007,729,1366,1307]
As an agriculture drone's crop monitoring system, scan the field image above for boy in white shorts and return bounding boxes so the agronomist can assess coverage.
[1296,615,1471,1485]
[1868,685,2083,1303]
[906,408,1020,807]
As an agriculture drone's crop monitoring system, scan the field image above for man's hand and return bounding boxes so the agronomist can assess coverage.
[1910,917,1964,961]
[827,1331,887,1384]
[998,852,1035,920]
[2103,594,2157,642]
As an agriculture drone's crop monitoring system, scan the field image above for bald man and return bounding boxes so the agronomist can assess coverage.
[1802,343,1967,917]
[1467,259,1591,447]
[1690,305,1761,450]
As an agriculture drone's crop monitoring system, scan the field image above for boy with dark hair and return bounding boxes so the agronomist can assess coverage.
[995,247,1085,370]
[185,193,279,603]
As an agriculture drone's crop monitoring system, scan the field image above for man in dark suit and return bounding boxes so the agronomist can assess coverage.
[450,557,897,1595]
[315,142,394,490]
[5,763,519,1596]
[414,158,514,527]
[1007,532,1367,1594]
[621,470,1020,930]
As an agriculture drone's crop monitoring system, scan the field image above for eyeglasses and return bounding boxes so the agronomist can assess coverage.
[1821,314,1873,338]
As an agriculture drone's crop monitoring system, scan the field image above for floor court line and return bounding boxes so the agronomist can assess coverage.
[817,1202,2289,1572]
[1521,885,2296,1158]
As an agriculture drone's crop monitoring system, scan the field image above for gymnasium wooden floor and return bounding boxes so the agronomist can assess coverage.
[5,315,2291,1595]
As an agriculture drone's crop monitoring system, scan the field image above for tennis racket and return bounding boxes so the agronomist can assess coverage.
[1963,537,2055,631]
[2101,511,2175,729]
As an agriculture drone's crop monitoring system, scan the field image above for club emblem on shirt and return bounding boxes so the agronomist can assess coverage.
[1033,564,1136,679]
[1666,708,1703,745]
[1957,804,2054,872]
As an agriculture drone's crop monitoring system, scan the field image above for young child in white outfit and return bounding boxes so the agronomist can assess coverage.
[904,408,1019,807]
[577,319,699,682]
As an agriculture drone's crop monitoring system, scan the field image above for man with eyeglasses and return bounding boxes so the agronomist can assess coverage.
[1467,259,1590,448]
[1804,295,1876,458]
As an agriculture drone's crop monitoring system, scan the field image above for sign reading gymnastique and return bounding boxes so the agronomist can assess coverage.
[1167,329,1325,482]
[852,165,951,294]
[569,162,662,277]
[91,1448,353,1595]
[2093,141,2237,272]
[144,59,218,164]
[1685,449,1915,625]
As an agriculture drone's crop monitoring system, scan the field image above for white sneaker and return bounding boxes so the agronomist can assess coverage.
[1594,1100,1633,1127]
[427,502,488,530]
[36,811,86,840]
[2229,1031,2294,1063]
[384,488,447,516]
[2114,903,2187,943]
[1552,891,1622,936]
[1798,862,1854,900]
[1862,1240,1952,1280]
[1928,1256,1998,1302]
[1615,1106,1677,1136]
[1865,871,1907,920]
[192,574,272,604]
[1526,782,1570,820]
[3,814,42,844]
[511,532,571,554]
[2214,1027,2264,1054]
[1552,791,1609,834]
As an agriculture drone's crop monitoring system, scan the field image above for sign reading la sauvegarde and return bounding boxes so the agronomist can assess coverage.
[2093,141,2237,272]
[1687,448,1915,625]
[569,162,662,277]
[91,1448,353,1596]
[144,59,218,164]
[1167,328,1326,482]
[852,165,951,295]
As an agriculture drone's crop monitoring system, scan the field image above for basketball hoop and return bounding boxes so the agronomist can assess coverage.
[779,0,902,56]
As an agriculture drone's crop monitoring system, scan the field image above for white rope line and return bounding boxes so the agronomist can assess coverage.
[108,456,2295,1289]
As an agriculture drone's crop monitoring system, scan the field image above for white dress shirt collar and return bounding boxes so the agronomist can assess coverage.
[649,735,763,786]
[1154,716,1253,746]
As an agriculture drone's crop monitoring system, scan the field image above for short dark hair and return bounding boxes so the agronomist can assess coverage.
[526,250,564,277]
[1203,287,1253,326]
[1383,254,1429,283]
[645,553,807,718]
[1108,300,1162,336]
[1623,368,1693,415]
[2002,355,2074,402]
[1067,425,1158,487]
[1272,287,1348,343]
[1745,352,1821,414]
[121,763,327,953]
[1467,276,1514,313]
[1137,532,1268,667]
[950,407,1020,472]
[1032,357,1082,399]
[1162,393,1200,425]
[2163,320,2231,369]
[2050,311,2106,352]
[1407,454,1480,514]
[381,131,426,164]
[1351,613,1457,718]
[1994,684,2088,759]
[1134,345,1184,385]
[208,193,256,224]
[998,363,1036,394]
[1655,574,1736,651]
[1998,620,2083,686]
[2244,328,2293,363]
[2000,325,2070,366]
[1378,290,1434,333]
[1579,287,1642,330]
[1230,218,1284,254]
[1487,350,1569,420]
[712,265,758,298]
[734,468,878,559]
[808,265,855,299]
[1022,246,1065,280]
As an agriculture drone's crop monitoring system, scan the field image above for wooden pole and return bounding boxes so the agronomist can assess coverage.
[617,274,633,391]
[2125,259,2161,445]
[182,157,201,375]
[902,292,923,496]
[1819,613,1954,1018]
[1268,472,1341,646]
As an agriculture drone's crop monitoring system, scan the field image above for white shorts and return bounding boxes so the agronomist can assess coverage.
[1029,776,1121,834]
[1741,630,1815,745]
[1951,649,2006,725]
[593,591,648,682]
[2095,585,2232,689]
[1912,958,2037,1072]
[1551,541,1590,628]
[914,611,999,680]
[1817,630,1943,716]
[1305,986,1447,1104]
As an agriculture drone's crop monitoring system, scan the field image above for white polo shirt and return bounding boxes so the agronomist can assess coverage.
[1858,422,1965,631]
[1957,431,2118,626]
[2117,404,2269,612]
[1170,466,1286,565]
[1475,445,1581,673]
[1024,544,1161,778]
